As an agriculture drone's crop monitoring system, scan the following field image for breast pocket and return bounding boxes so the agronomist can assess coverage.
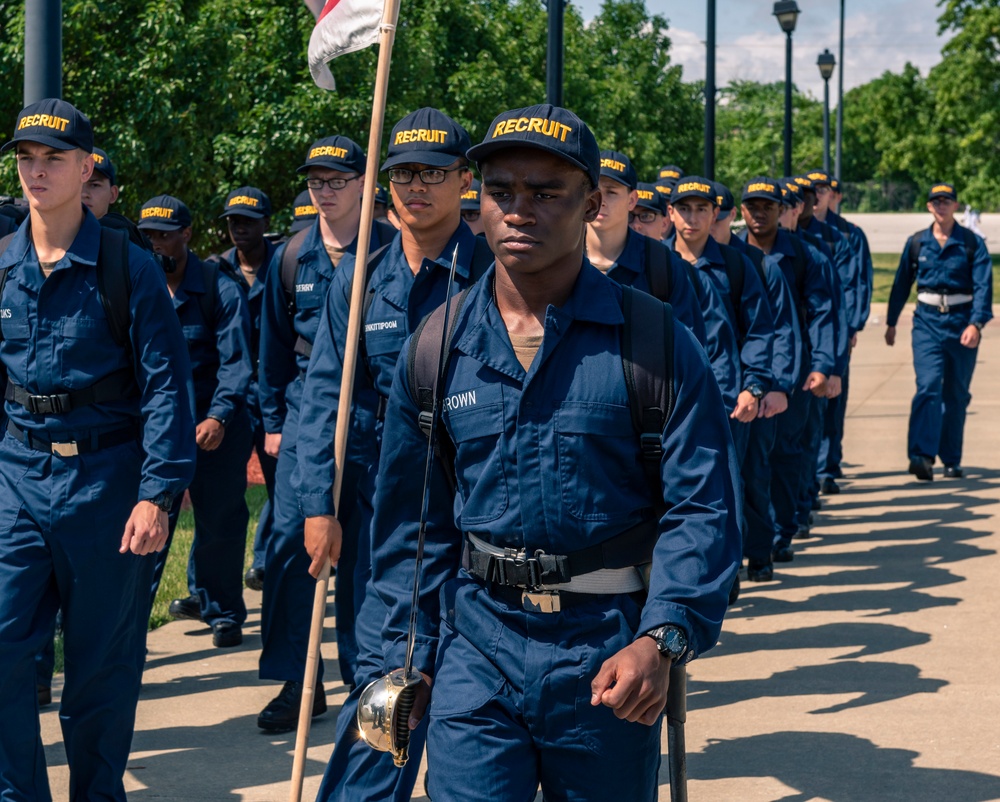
[58,316,122,388]
[446,401,508,525]
[555,401,642,522]
[0,304,29,339]
[295,289,323,311]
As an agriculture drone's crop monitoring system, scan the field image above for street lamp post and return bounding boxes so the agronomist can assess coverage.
[705,0,716,179]
[24,0,63,104]
[817,49,836,173]
[773,1,800,177]
[835,0,845,180]
[546,0,565,106]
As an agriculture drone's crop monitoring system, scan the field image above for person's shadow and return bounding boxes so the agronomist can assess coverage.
[683,731,1000,801]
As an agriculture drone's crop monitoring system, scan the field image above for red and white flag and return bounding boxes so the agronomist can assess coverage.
[308,0,386,90]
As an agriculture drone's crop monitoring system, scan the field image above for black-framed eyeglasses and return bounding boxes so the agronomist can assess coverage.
[305,175,360,190]
[388,166,463,185]
[629,210,658,224]
[461,210,480,221]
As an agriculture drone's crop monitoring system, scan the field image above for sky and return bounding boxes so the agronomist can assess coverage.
[573,0,954,101]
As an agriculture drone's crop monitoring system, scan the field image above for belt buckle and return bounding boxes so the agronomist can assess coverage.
[51,441,79,457]
[940,300,949,314]
[522,590,561,614]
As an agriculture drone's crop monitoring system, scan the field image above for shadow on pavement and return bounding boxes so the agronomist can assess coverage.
[684,732,1000,802]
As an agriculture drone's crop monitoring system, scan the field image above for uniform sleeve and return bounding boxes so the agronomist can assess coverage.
[886,237,917,327]
[373,343,464,677]
[294,260,355,518]
[855,227,874,330]
[667,252,708,346]
[970,234,993,326]
[830,229,860,338]
[638,322,742,659]
[763,260,802,394]
[736,254,774,392]
[206,276,252,425]
[802,247,838,377]
[817,246,849,376]
[258,243,299,433]
[129,252,197,500]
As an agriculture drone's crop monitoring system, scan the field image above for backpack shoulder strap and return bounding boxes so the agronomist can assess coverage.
[718,242,745,328]
[374,218,397,247]
[643,236,672,301]
[961,225,978,272]
[407,287,475,494]
[0,233,13,346]
[742,241,768,286]
[908,230,925,274]
[470,235,495,282]
[280,228,310,314]
[360,242,393,323]
[787,233,808,298]
[199,259,220,330]
[621,285,675,503]
[96,227,133,352]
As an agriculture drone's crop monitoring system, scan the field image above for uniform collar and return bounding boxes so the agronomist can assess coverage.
[373,220,476,307]
[0,205,100,271]
[609,228,645,276]
[923,222,964,248]
[688,235,723,268]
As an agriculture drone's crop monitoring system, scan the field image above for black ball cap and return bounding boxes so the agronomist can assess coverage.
[138,194,193,231]
[467,104,600,188]
[599,150,637,190]
[928,182,957,202]
[91,147,116,185]
[220,186,272,219]
[635,182,667,215]
[2,98,93,154]
[741,177,783,204]
[381,107,471,171]
[298,135,366,174]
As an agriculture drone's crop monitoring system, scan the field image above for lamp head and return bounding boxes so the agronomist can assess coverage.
[773,0,801,33]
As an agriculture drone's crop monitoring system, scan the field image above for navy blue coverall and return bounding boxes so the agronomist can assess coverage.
[257,218,392,687]
[151,251,253,628]
[304,222,482,802]
[371,263,741,801]
[0,211,195,801]
[221,242,278,573]
[887,224,992,467]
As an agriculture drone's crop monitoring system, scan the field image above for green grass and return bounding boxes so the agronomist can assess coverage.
[871,253,1000,304]
[53,485,267,673]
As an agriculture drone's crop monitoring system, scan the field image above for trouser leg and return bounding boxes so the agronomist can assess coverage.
[742,416,777,563]
[770,385,812,548]
[938,331,978,467]
[908,310,945,462]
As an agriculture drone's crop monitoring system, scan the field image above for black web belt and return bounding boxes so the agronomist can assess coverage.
[7,418,140,456]
[5,368,136,416]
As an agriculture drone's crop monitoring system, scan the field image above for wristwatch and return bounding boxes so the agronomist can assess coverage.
[644,625,688,663]
[143,491,174,512]
[745,383,765,400]
[973,321,985,332]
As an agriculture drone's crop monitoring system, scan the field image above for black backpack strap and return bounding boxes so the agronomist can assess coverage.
[643,236,672,301]
[742,242,768,286]
[908,230,924,275]
[961,225,978,273]
[197,260,220,332]
[0,233,12,348]
[718,242,745,334]
[96,227,133,352]
[280,228,310,316]
[374,218,397,247]
[621,285,675,506]
[407,287,475,494]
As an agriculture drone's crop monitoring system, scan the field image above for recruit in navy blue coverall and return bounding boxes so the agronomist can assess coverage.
[817,212,874,481]
[669,236,775,465]
[150,251,252,627]
[305,223,482,802]
[221,241,278,573]
[793,231,849,528]
[728,235,802,564]
[258,219,392,685]
[887,224,992,467]
[740,229,836,551]
[372,263,741,801]
[604,227,707,346]
[0,211,196,801]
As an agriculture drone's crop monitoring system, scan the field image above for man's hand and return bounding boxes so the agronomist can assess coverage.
[120,501,169,555]
[759,390,788,418]
[960,324,982,349]
[264,432,282,458]
[850,332,858,352]
[403,672,434,730]
[730,391,759,423]
[885,326,896,347]
[304,515,343,578]
[826,375,843,399]
[803,372,828,397]
[590,636,672,726]
[195,418,225,451]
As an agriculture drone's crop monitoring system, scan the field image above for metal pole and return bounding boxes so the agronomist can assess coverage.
[784,30,793,176]
[823,78,831,173]
[24,0,62,104]
[546,0,564,106]
[704,0,716,179]
[835,0,844,179]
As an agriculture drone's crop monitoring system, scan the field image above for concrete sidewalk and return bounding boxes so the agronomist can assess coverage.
[40,304,1000,801]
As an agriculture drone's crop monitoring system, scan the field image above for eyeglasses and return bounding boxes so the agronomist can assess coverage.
[629,211,659,224]
[461,210,480,221]
[305,175,360,190]
[388,166,462,185]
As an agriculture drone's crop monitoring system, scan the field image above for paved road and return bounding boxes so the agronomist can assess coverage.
[841,213,997,255]
[40,303,1000,801]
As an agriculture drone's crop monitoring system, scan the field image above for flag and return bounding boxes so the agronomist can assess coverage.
[308,0,386,90]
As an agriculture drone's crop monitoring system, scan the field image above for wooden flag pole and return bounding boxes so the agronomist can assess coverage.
[289,0,401,797]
